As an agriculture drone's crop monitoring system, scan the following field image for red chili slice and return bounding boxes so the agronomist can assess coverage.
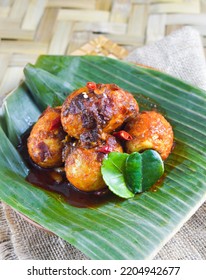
[110,84,120,90]
[86,81,96,90]
[49,116,61,130]
[98,145,113,154]
[113,130,133,141]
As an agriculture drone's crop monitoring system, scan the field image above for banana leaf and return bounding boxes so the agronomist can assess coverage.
[0,55,206,260]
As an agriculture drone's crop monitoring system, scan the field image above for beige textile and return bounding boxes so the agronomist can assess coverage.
[125,26,206,91]
[0,26,206,260]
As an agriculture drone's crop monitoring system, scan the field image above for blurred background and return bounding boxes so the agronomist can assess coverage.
[0,0,206,99]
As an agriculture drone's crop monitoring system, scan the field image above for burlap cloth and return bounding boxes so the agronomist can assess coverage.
[0,26,206,260]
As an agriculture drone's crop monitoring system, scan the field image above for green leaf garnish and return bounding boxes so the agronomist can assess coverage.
[124,152,142,193]
[141,150,164,191]
[101,152,135,199]
[101,150,164,197]
[125,150,164,194]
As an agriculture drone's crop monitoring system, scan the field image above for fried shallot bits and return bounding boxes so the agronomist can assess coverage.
[61,82,139,144]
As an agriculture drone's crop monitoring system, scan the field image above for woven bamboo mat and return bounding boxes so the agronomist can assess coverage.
[0,0,206,100]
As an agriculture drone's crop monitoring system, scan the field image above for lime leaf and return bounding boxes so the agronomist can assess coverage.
[101,152,134,199]
[124,152,143,193]
[125,150,164,193]
[142,150,164,191]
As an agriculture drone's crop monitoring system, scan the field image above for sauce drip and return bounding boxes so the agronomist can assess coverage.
[17,129,116,208]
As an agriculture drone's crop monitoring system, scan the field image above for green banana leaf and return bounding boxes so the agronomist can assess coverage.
[1,55,206,260]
